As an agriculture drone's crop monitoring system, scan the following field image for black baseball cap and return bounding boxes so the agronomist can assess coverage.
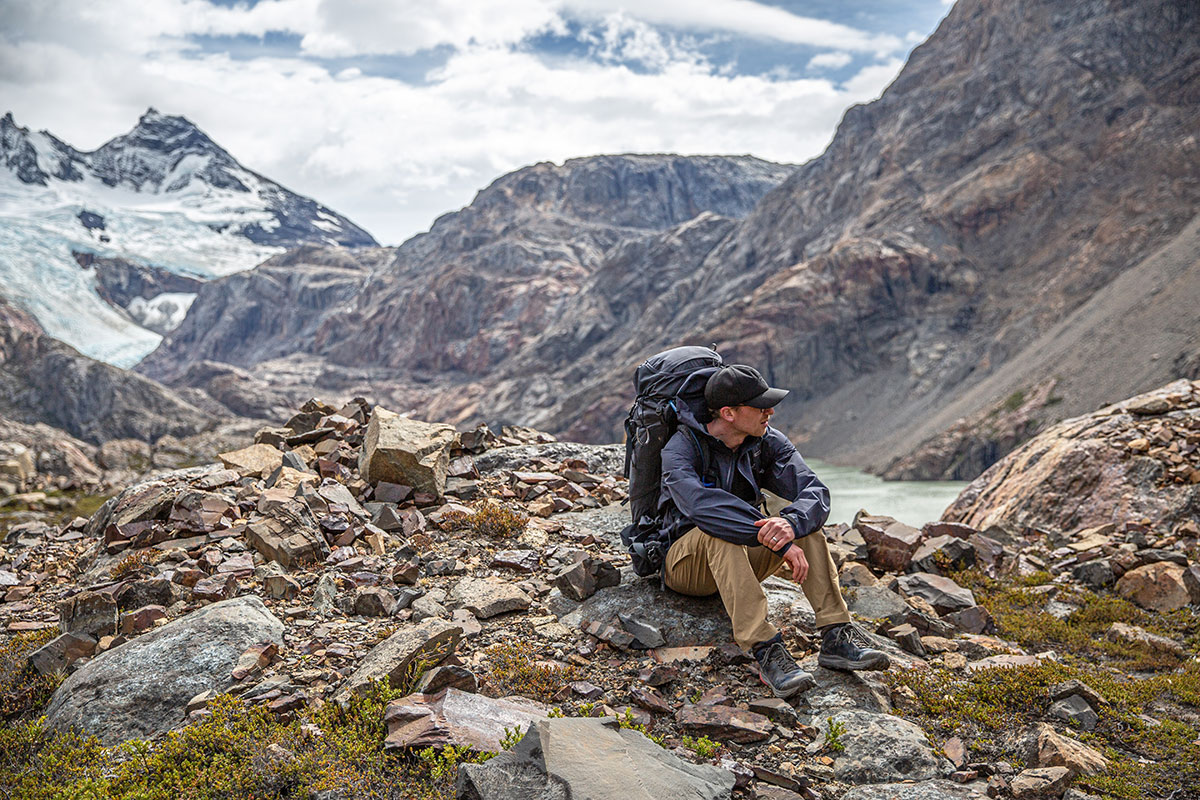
[705,365,789,410]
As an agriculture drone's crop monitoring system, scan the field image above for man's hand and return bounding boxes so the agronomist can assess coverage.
[754,516,795,551]
[781,546,809,583]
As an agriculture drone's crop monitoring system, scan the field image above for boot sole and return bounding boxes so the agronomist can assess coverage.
[760,673,816,698]
[818,653,891,671]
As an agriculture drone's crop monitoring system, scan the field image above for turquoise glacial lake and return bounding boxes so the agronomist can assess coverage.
[806,459,969,528]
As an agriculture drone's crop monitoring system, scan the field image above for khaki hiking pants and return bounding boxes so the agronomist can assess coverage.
[663,491,851,651]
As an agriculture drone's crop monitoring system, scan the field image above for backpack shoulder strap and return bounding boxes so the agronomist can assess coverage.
[684,427,715,486]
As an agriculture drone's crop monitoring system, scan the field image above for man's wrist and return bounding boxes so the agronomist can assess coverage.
[783,513,806,539]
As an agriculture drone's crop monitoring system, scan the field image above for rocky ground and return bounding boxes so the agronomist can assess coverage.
[1,384,1198,799]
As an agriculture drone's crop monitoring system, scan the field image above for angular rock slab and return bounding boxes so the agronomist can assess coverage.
[823,709,943,785]
[841,780,989,799]
[450,577,531,619]
[457,716,736,800]
[895,572,976,614]
[359,407,457,498]
[675,703,773,743]
[1115,562,1190,612]
[1011,766,1072,798]
[44,595,283,745]
[335,619,461,701]
[1033,723,1108,776]
[385,687,548,752]
[246,502,329,569]
[218,443,284,478]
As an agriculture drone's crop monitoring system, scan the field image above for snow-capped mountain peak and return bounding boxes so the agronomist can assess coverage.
[0,109,377,367]
[89,108,243,193]
[1,112,83,185]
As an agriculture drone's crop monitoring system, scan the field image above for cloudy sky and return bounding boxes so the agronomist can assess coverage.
[1,0,953,245]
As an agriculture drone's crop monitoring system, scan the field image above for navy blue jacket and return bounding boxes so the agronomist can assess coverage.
[658,406,830,556]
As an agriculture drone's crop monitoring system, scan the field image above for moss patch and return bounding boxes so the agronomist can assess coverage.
[0,680,488,800]
[887,661,1200,799]
[951,569,1197,670]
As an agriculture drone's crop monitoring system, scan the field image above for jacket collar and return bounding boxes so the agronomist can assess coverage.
[676,403,764,453]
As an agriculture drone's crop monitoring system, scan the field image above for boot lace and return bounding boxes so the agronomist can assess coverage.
[761,642,799,674]
[829,623,873,650]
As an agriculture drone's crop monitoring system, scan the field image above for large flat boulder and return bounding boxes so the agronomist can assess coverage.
[44,596,283,744]
[822,709,945,785]
[842,781,988,799]
[457,717,735,800]
[557,568,815,647]
[359,407,457,497]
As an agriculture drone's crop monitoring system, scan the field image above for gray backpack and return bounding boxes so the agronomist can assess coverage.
[620,345,722,576]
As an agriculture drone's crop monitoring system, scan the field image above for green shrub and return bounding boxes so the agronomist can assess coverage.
[887,660,1200,799]
[681,734,720,758]
[110,549,155,580]
[467,503,529,539]
[823,718,847,753]
[1002,389,1026,412]
[0,629,63,720]
[484,641,578,702]
[0,679,493,800]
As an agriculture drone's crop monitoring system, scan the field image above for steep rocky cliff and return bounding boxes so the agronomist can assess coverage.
[140,0,1200,479]
[0,298,218,444]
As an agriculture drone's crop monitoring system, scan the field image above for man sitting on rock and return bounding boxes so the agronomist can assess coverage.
[659,364,890,697]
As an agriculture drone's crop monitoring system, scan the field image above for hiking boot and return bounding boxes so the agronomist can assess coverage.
[754,641,816,698]
[818,623,891,671]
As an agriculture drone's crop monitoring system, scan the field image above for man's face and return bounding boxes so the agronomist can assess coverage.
[726,404,774,438]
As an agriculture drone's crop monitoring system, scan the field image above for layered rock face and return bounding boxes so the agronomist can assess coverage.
[0,297,216,444]
[513,0,1200,460]
[945,379,1200,534]
[139,154,793,384]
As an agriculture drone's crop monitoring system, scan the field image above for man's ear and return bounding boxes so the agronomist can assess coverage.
[719,406,736,422]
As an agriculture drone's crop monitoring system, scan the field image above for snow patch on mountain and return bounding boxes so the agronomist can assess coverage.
[0,166,285,366]
[127,292,197,335]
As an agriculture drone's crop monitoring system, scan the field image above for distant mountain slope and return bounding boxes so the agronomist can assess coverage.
[138,0,1199,481]
[0,109,376,366]
[443,0,1200,471]
[138,154,795,381]
[0,297,216,444]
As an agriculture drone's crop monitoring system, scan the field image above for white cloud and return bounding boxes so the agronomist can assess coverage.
[807,51,852,70]
[565,0,900,53]
[580,12,706,71]
[3,0,902,57]
[0,0,919,244]
[841,58,905,100]
[299,0,564,57]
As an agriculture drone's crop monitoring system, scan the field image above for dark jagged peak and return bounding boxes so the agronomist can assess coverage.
[0,111,84,185]
[88,107,245,192]
[0,111,44,185]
